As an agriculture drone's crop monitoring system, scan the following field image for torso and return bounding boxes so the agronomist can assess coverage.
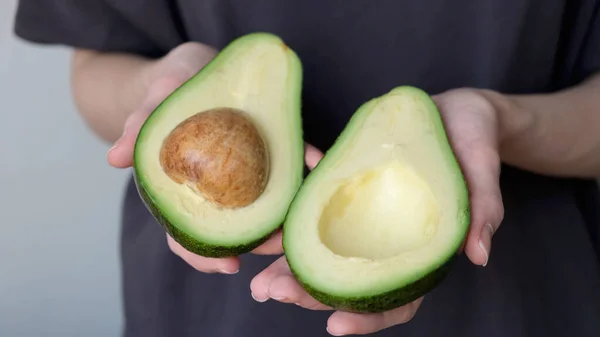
[114,1,600,336]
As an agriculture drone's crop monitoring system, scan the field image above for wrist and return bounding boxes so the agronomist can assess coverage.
[476,89,536,160]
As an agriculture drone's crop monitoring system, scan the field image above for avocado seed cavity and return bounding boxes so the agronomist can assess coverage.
[159,107,269,209]
[318,162,440,260]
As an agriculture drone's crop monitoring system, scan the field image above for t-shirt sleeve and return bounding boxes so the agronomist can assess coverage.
[578,6,600,80]
[13,0,164,58]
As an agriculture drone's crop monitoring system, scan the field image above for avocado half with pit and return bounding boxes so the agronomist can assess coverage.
[283,86,470,313]
[133,33,305,257]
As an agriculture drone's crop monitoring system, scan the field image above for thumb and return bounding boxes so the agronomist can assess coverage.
[433,91,505,267]
[460,143,504,267]
[107,77,186,168]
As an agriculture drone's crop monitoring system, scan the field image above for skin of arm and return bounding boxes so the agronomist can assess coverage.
[480,72,600,178]
[70,42,217,144]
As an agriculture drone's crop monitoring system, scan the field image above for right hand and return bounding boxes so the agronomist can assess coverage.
[106,42,307,274]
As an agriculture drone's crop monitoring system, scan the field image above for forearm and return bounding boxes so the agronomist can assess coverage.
[482,73,600,178]
[70,49,155,143]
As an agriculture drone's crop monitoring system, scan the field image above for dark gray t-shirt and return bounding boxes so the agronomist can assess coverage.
[14,1,600,336]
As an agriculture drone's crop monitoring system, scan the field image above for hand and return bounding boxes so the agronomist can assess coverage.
[106,42,291,274]
[250,88,505,335]
[107,42,218,169]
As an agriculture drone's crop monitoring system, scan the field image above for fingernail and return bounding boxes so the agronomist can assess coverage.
[251,292,269,303]
[217,268,239,275]
[479,223,494,267]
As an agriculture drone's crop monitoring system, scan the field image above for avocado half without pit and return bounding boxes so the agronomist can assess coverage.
[282,86,470,313]
[133,33,304,257]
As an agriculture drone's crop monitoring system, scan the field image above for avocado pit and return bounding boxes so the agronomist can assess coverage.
[159,107,269,209]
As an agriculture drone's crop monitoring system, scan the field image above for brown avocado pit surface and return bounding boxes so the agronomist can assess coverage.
[159,107,270,209]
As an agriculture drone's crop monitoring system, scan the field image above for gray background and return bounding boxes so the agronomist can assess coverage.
[1,0,127,336]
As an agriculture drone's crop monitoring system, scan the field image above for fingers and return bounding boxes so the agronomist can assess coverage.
[166,234,240,274]
[269,273,332,310]
[457,138,504,267]
[465,167,504,267]
[305,143,324,170]
[249,256,332,309]
[107,76,188,168]
[250,256,291,302]
[326,297,424,336]
[251,230,284,255]
[250,256,422,336]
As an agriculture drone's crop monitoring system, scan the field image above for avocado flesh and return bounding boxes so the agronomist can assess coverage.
[134,33,304,257]
[283,86,470,312]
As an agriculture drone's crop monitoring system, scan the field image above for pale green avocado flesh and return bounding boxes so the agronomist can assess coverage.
[283,86,470,313]
[133,33,305,257]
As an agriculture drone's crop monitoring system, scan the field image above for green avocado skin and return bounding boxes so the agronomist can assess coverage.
[287,254,458,313]
[133,172,278,258]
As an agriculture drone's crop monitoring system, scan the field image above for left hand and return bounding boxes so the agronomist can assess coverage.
[250,88,505,335]
[107,42,286,274]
